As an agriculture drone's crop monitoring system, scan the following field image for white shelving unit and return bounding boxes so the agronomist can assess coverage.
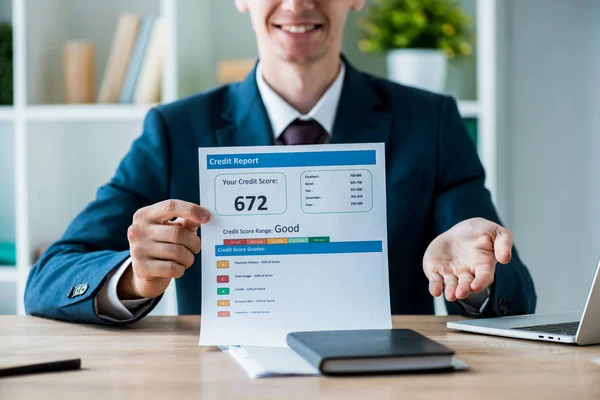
[25,104,157,121]
[0,106,14,120]
[2,0,179,316]
[456,100,480,119]
[0,266,16,282]
[2,0,500,317]
[475,0,498,202]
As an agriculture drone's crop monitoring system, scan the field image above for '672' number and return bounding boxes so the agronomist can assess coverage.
[234,195,268,212]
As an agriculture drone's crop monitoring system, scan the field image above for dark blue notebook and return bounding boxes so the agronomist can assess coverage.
[286,329,455,375]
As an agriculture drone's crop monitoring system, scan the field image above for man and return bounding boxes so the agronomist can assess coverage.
[25,0,536,324]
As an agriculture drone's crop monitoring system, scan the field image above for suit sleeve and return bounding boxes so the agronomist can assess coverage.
[433,96,537,317]
[24,109,170,325]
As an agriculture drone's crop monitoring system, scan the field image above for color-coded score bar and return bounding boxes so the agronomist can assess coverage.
[223,237,330,245]
[267,238,288,245]
[287,237,309,244]
[247,238,267,244]
[224,239,247,245]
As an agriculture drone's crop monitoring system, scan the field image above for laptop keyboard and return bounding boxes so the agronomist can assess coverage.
[513,321,580,336]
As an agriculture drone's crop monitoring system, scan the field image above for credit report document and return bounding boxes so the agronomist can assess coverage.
[198,144,391,346]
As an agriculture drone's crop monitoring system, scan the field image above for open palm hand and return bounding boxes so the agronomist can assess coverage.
[423,217,513,302]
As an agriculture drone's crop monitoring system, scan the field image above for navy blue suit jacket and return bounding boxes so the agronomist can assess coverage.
[25,60,536,324]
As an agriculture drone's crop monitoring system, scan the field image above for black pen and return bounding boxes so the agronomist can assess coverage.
[0,359,81,378]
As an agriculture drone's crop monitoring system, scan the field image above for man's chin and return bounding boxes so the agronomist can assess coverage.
[276,49,327,65]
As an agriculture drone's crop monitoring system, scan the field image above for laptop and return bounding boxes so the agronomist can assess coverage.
[447,258,600,345]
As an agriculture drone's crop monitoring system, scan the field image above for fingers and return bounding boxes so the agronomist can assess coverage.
[134,259,187,280]
[132,242,196,269]
[423,255,445,297]
[456,272,474,300]
[428,271,444,297]
[127,201,206,291]
[494,226,513,264]
[135,200,211,226]
[148,224,201,254]
[471,267,495,293]
[427,267,489,301]
[169,217,200,234]
[442,272,459,302]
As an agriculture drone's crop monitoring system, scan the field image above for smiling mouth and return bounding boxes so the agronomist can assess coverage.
[273,24,324,34]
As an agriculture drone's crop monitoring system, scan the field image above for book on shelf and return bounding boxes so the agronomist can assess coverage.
[217,59,256,84]
[0,242,16,265]
[63,40,96,104]
[119,14,155,104]
[97,12,141,103]
[133,17,165,105]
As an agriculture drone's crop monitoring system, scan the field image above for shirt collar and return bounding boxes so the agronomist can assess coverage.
[256,61,346,139]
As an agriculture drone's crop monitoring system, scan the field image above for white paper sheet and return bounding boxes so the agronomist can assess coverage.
[199,144,392,346]
[222,346,319,378]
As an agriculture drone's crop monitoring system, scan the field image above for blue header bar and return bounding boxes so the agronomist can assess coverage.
[207,150,376,169]
[215,241,383,256]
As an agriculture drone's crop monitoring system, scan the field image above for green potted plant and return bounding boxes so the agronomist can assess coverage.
[358,0,474,93]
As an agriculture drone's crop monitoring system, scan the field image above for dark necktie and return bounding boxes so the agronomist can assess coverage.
[279,119,328,145]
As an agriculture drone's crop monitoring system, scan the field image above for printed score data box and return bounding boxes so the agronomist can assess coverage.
[301,169,373,213]
[215,172,287,216]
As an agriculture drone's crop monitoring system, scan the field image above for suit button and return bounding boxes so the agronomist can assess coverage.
[498,297,509,315]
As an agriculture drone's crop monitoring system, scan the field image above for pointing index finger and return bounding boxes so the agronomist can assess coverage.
[138,200,211,225]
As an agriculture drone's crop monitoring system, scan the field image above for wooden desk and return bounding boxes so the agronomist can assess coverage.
[1,316,599,399]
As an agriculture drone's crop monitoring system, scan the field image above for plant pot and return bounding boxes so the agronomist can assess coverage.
[386,49,447,93]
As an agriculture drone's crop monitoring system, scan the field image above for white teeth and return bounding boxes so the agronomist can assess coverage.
[281,25,316,33]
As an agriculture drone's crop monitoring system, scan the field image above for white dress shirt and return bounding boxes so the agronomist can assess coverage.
[256,61,346,138]
[96,257,148,320]
[95,60,488,320]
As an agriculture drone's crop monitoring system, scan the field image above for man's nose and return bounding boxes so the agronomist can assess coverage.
[281,0,316,13]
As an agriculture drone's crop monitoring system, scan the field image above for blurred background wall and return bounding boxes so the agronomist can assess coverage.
[498,0,600,313]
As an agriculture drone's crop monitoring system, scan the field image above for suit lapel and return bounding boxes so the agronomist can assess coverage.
[332,61,393,155]
[216,65,274,147]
